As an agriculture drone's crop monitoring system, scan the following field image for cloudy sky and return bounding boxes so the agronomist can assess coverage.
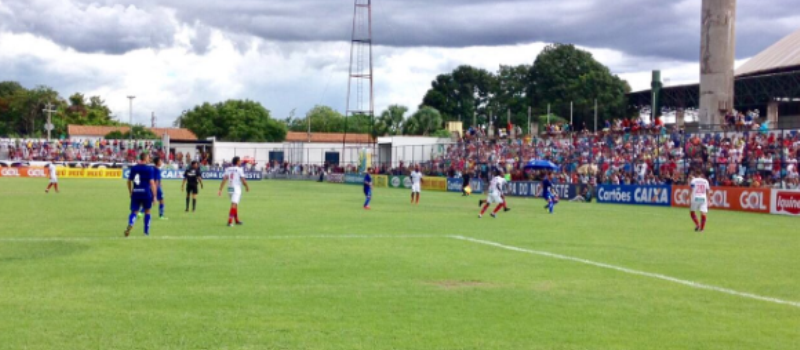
[0,0,798,126]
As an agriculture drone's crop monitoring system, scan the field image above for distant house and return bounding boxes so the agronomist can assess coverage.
[67,125,198,141]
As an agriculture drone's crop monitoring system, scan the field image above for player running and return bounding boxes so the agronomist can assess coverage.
[181,161,203,212]
[218,157,249,227]
[125,153,157,237]
[410,165,423,205]
[542,173,558,214]
[363,168,373,210]
[45,163,59,194]
[479,170,507,219]
[139,157,167,219]
[689,170,711,232]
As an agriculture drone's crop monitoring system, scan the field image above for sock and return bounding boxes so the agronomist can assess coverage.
[480,204,490,215]
[234,208,240,223]
[228,208,235,224]
[159,203,164,217]
[128,213,137,227]
[192,199,196,211]
[144,214,151,235]
[701,214,707,230]
[364,196,371,207]
[493,204,503,214]
[186,197,190,210]
[549,201,554,213]
[691,212,699,226]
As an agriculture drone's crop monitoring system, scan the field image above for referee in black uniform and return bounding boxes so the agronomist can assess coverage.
[181,161,204,212]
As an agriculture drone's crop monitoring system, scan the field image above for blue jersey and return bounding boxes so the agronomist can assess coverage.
[153,166,162,188]
[542,179,553,198]
[364,174,372,193]
[129,164,155,199]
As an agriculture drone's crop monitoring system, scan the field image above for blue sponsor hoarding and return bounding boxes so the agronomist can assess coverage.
[446,178,484,194]
[344,173,366,185]
[504,182,577,199]
[597,185,671,206]
[122,168,262,181]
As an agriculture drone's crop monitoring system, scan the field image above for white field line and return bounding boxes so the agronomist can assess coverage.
[450,235,800,309]
[0,234,447,242]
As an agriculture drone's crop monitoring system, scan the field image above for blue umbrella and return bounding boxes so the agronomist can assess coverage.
[524,160,560,171]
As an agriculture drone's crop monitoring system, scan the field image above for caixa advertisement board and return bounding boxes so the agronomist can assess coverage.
[771,189,800,216]
[122,168,263,181]
[672,186,770,214]
[597,185,672,206]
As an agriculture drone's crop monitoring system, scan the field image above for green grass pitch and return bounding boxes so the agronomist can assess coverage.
[0,178,798,349]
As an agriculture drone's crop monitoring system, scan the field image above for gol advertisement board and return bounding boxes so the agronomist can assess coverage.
[771,189,800,216]
[421,177,447,192]
[0,167,121,179]
[672,186,770,214]
[373,175,388,188]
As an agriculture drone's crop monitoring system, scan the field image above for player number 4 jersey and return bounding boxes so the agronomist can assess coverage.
[690,178,710,199]
[224,167,246,191]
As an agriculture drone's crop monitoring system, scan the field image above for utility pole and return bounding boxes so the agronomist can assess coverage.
[43,102,57,141]
[151,112,156,128]
[547,104,551,125]
[127,96,136,142]
[527,106,531,136]
[570,101,573,126]
[594,99,598,133]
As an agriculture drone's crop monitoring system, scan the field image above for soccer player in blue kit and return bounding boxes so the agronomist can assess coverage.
[140,157,167,220]
[363,168,372,210]
[542,172,559,214]
[126,153,157,237]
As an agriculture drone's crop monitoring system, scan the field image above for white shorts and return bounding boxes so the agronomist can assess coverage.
[690,197,708,213]
[49,178,58,184]
[487,193,503,204]
[411,184,421,193]
[229,190,242,205]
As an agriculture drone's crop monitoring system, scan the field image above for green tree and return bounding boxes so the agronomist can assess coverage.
[420,65,496,128]
[404,106,443,136]
[375,105,408,136]
[175,100,286,142]
[105,126,159,140]
[528,44,631,127]
[288,105,346,133]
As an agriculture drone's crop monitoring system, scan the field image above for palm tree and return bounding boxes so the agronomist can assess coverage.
[406,106,443,136]
[377,104,408,136]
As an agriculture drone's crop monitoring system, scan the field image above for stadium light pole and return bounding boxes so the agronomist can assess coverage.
[127,96,136,143]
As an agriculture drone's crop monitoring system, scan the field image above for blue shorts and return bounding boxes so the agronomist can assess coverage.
[157,188,164,201]
[544,192,554,201]
[130,197,153,212]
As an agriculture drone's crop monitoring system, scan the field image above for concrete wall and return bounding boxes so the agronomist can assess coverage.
[376,137,454,168]
[213,141,374,168]
[699,0,737,125]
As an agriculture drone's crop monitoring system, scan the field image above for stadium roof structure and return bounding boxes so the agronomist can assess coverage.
[628,27,800,116]
[284,132,374,144]
[735,28,800,77]
[68,125,198,141]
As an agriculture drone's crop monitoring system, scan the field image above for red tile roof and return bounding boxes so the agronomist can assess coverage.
[285,132,374,144]
[68,125,198,141]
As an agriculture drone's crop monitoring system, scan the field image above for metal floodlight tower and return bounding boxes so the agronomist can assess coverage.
[343,0,374,165]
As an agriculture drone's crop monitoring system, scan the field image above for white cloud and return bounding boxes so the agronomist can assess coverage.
[0,25,708,127]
